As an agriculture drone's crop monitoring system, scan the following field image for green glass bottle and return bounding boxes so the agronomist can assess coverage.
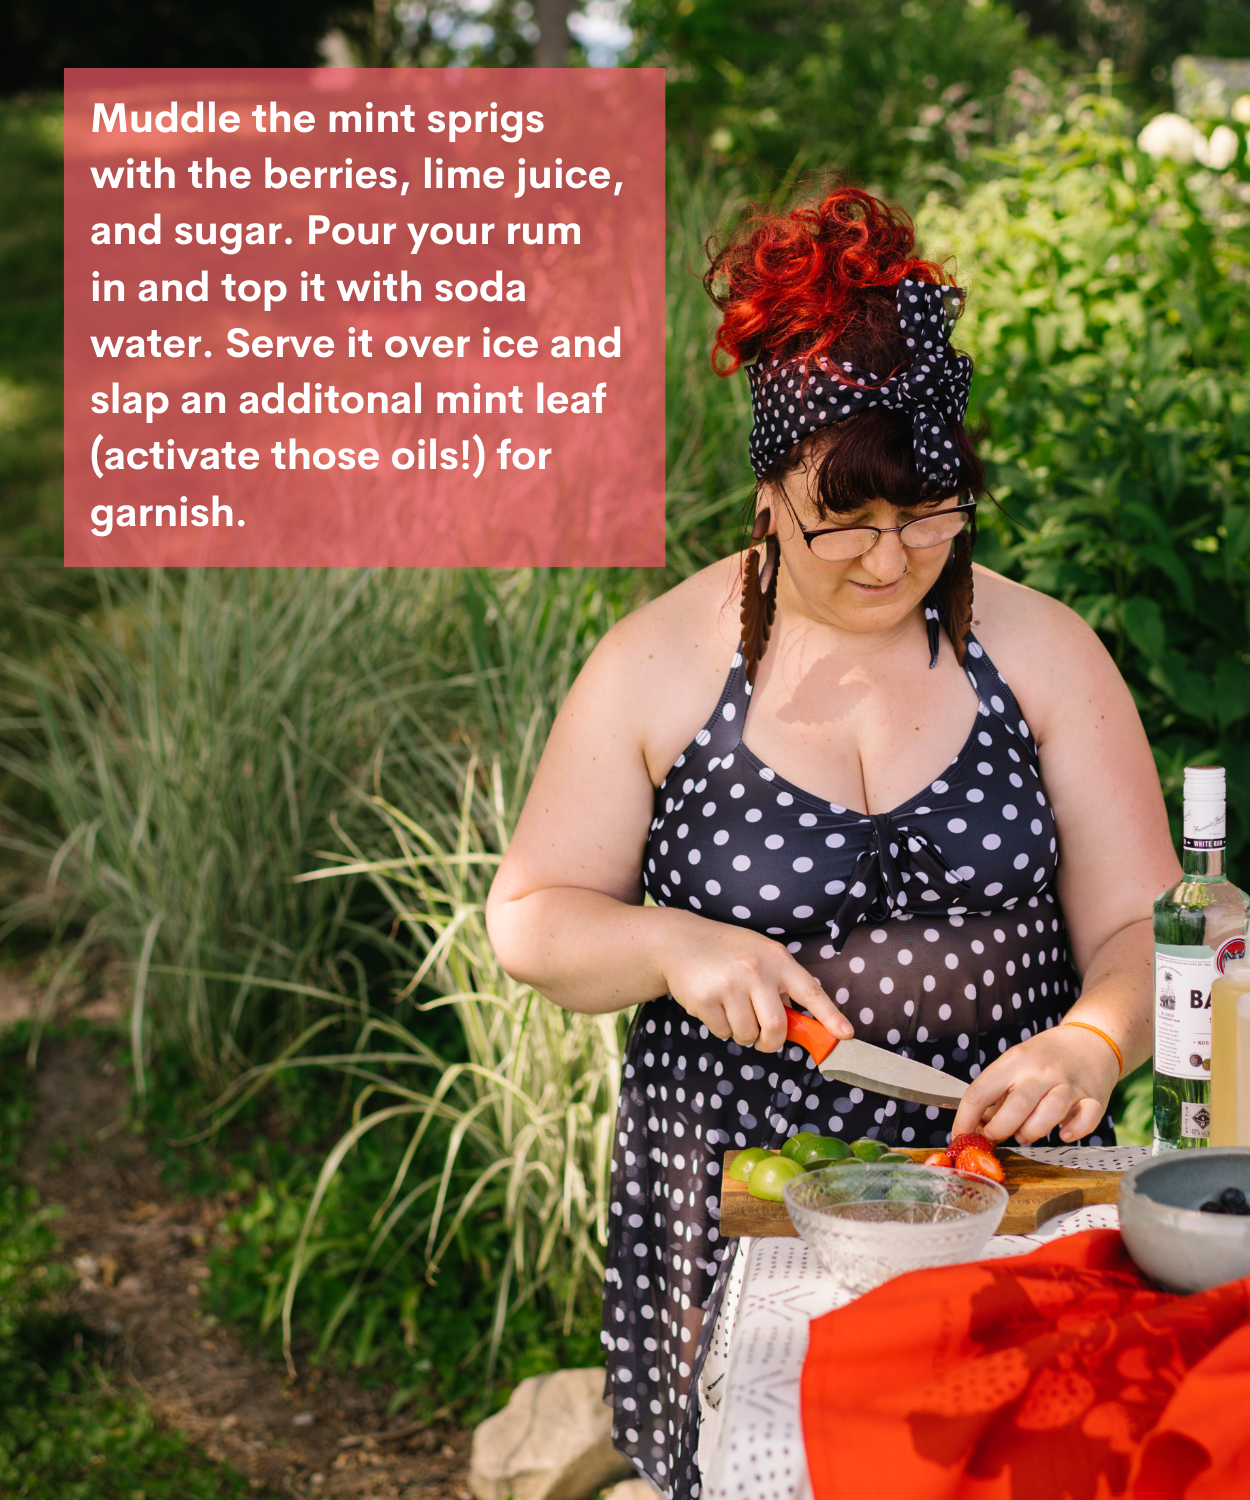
[1153,767,1249,1153]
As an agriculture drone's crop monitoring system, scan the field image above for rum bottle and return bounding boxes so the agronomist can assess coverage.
[1153,766,1248,1152]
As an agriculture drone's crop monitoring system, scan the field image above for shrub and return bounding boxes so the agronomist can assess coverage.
[202,570,638,1405]
[1,569,463,1085]
[629,0,1065,196]
[918,92,1250,859]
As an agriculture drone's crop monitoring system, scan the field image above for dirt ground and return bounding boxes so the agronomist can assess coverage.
[11,1010,475,1500]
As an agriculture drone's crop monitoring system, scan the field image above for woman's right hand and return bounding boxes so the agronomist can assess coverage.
[660,918,854,1052]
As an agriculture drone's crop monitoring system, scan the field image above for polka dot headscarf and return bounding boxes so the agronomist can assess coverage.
[745,278,974,481]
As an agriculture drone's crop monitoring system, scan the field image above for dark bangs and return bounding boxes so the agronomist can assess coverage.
[758,406,985,518]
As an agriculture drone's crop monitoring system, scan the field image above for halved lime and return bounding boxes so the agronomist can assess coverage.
[797,1136,852,1168]
[747,1155,805,1201]
[726,1147,770,1183]
[780,1131,818,1162]
[850,1138,889,1162]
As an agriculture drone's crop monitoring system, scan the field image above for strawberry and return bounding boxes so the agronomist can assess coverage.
[948,1131,994,1158]
[955,1144,1006,1184]
[923,1150,954,1168]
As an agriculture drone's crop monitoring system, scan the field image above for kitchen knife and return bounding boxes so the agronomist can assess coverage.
[784,1010,968,1110]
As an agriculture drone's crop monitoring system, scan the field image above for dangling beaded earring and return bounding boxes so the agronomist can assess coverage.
[740,509,780,686]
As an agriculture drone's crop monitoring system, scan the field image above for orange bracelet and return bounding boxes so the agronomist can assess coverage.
[1060,1021,1124,1076]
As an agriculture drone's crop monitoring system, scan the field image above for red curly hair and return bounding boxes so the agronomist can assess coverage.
[705,186,949,376]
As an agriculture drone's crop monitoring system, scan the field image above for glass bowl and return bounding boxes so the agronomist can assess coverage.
[783,1162,1009,1294]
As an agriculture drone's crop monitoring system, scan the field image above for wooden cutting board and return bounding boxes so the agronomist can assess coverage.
[720,1148,1122,1238]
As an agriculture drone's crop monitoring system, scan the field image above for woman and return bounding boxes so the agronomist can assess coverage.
[485,187,1178,1498]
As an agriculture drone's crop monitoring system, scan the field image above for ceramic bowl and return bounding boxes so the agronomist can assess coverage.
[1118,1148,1250,1293]
[783,1162,1008,1295]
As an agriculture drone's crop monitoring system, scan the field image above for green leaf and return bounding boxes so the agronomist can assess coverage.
[1121,596,1166,663]
[1213,656,1250,731]
[1134,543,1197,610]
[1147,652,1214,726]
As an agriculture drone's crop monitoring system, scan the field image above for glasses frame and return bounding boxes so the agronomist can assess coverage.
[780,494,977,561]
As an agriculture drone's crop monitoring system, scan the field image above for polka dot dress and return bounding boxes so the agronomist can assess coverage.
[602,626,1113,1499]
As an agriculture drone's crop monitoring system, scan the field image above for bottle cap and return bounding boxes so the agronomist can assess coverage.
[1221,957,1250,984]
[1184,766,1226,799]
[1183,765,1226,846]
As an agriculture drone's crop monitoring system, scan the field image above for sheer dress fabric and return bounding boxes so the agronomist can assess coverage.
[601,627,1113,1498]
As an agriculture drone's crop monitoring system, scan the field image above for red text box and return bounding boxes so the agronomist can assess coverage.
[65,67,665,566]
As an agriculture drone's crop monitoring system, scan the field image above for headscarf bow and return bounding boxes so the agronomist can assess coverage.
[746,278,973,484]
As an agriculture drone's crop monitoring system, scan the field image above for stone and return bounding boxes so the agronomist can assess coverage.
[468,1368,634,1500]
[603,1480,662,1500]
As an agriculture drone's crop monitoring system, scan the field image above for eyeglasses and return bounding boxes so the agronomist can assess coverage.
[782,496,976,562]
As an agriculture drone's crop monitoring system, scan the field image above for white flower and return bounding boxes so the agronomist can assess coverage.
[1233,95,1250,127]
[1195,124,1240,170]
[1137,112,1205,164]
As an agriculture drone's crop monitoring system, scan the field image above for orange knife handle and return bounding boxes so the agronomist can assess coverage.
[784,1008,839,1065]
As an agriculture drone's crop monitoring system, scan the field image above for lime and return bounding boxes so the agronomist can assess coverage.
[850,1137,889,1162]
[877,1151,912,1164]
[797,1136,852,1167]
[726,1147,771,1183]
[747,1155,805,1201]
[780,1131,818,1162]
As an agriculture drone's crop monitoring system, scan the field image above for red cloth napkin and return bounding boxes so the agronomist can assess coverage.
[801,1230,1250,1500]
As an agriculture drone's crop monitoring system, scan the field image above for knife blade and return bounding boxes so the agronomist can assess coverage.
[784,1010,968,1110]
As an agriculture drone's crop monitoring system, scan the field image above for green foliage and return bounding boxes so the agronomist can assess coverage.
[193,571,636,1408]
[1,565,643,1088]
[918,94,1250,858]
[1014,0,1250,98]
[0,1378,258,1500]
[1,1,337,92]
[204,1128,601,1419]
[0,98,67,566]
[1112,1061,1153,1146]
[664,154,758,578]
[330,0,547,68]
[0,1028,258,1497]
[132,1014,604,1419]
[4,568,638,1404]
[1,569,468,1085]
[630,0,1066,196]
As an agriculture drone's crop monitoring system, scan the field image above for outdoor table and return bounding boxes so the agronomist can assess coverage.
[697,1145,1150,1500]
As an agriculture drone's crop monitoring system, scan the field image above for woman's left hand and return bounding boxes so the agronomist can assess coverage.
[950,1025,1122,1145]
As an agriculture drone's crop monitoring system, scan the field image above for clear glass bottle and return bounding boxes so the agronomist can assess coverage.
[1153,766,1249,1153]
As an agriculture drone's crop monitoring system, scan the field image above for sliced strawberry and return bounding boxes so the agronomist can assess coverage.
[955,1144,1006,1184]
[923,1150,954,1169]
[948,1131,994,1158]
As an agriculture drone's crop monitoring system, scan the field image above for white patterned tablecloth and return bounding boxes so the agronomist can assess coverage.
[697,1146,1150,1500]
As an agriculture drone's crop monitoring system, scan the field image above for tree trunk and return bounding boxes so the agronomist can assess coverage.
[533,0,575,66]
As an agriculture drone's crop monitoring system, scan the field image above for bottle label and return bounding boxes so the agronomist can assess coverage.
[1181,1101,1211,1140]
[1183,797,1226,848]
[1155,944,1216,1081]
